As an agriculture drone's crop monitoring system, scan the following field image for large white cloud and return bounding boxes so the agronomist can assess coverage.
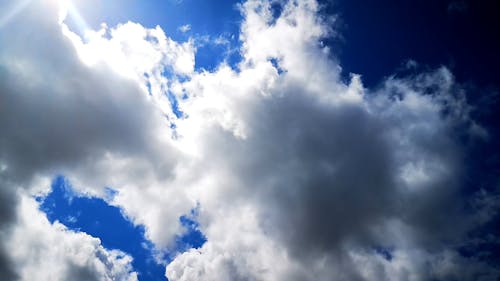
[0,0,498,280]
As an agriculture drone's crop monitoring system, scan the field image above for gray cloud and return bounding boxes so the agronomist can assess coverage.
[0,240,18,281]
[226,89,397,253]
[0,181,20,280]
[0,0,176,278]
[65,263,101,281]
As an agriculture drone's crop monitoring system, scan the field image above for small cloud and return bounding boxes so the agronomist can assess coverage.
[448,0,468,13]
[213,35,230,46]
[66,215,77,224]
[404,59,418,69]
[178,24,191,33]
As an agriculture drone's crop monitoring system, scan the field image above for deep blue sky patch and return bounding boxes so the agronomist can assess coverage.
[324,0,500,89]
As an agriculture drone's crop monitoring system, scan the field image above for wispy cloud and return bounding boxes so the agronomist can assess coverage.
[178,24,191,33]
[448,0,468,13]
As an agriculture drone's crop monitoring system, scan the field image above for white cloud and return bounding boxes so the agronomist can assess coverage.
[178,24,191,33]
[0,0,497,280]
[7,194,137,281]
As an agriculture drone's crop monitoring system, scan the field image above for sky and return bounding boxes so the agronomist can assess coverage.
[0,0,499,281]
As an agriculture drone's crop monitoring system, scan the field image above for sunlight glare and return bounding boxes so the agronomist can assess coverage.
[58,0,90,33]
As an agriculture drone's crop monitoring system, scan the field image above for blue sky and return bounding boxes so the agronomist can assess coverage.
[0,0,499,280]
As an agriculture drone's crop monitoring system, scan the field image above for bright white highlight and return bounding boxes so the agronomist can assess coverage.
[58,0,90,32]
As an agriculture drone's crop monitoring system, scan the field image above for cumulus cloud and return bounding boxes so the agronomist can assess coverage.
[7,195,137,281]
[166,1,497,280]
[0,0,498,280]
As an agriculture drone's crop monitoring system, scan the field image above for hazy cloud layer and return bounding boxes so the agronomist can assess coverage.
[0,0,498,280]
